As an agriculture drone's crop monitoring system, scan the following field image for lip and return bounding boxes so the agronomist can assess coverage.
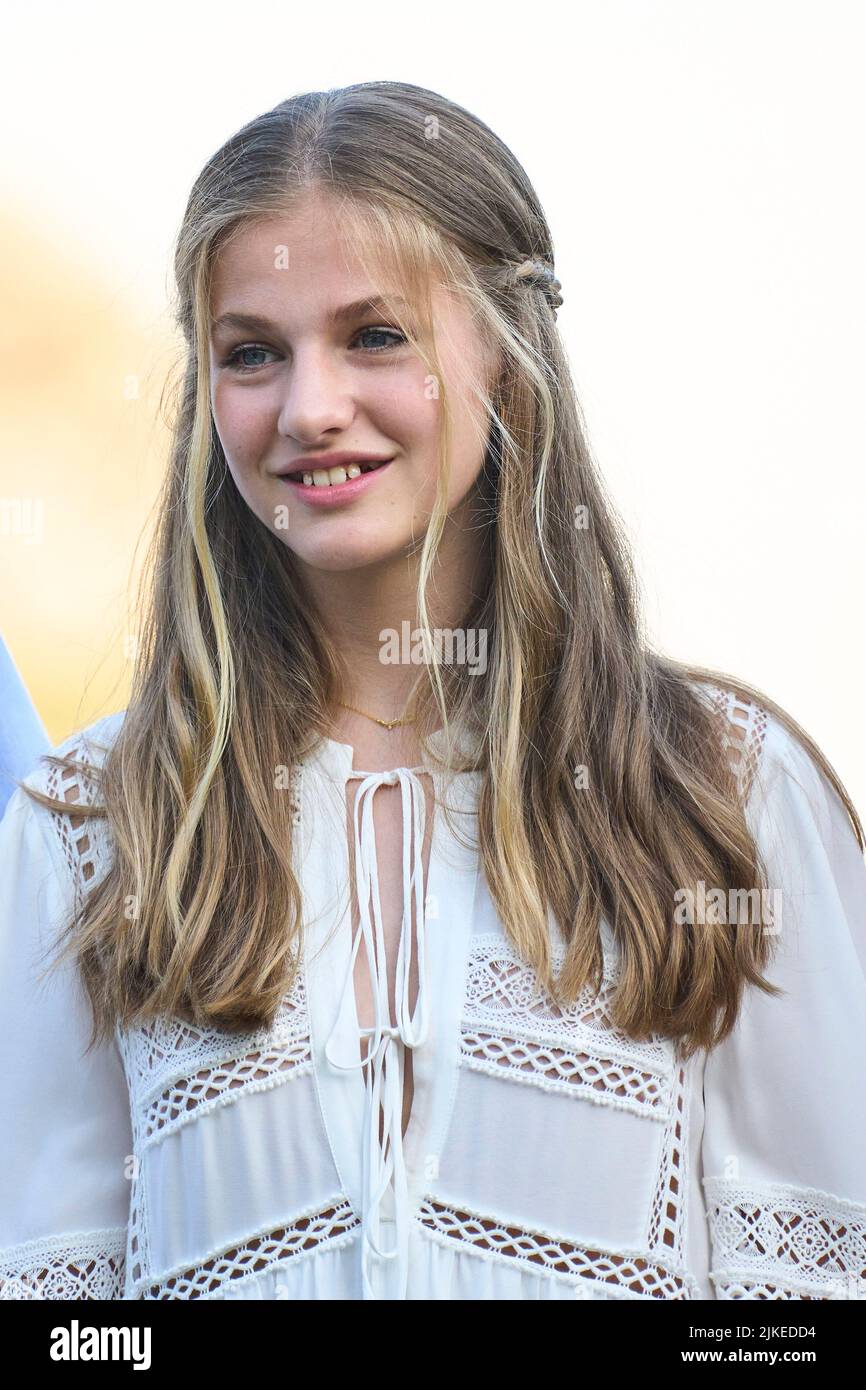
[277,457,394,507]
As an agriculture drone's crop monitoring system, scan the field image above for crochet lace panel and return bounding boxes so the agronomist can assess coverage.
[415,1195,699,1299]
[117,968,311,1151]
[696,683,770,804]
[136,1198,360,1299]
[647,1059,691,1259]
[704,1177,866,1300]
[40,719,119,903]
[459,933,676,1120]
[0,1229,126,1300]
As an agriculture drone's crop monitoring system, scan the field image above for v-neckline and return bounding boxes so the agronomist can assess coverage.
[298,738,482,1298]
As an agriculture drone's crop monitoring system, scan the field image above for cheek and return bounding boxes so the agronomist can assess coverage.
[211,380,276,470]
[373,371,438,439]
[444,384,491,494]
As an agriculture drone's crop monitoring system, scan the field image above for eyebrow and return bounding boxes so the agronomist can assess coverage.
[210,295,411,337]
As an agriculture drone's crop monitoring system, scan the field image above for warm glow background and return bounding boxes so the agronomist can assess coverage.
[1,1,864,810]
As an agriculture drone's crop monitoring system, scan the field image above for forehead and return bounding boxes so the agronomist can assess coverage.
[213,220,360,298]
[206,203,492,373]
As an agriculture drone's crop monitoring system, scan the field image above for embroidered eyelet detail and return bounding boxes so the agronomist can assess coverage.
[704,1177,866,1300]
[136,1198,360,1299]
[459,933,675,1120]
[0,1229,126,1300]
[415,1197,699,1299]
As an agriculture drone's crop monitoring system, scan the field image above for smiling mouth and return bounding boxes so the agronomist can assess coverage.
[284,459,392,488]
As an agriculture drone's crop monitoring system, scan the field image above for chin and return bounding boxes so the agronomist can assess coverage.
[285,537,408,575]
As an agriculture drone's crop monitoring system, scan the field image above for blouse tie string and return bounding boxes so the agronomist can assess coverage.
[323,766,431,1300]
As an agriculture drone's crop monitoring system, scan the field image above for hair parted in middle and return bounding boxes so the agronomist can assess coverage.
[22,80,864,1059]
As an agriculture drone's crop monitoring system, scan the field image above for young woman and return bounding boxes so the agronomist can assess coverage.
[0,81,864,1302]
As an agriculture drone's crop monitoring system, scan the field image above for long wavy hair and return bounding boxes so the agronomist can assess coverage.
[21,80,864,1059]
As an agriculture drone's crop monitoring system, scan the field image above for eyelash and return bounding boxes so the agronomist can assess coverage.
[221,326,407,374]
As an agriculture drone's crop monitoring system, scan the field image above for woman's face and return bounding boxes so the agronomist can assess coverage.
[208,196,497,575]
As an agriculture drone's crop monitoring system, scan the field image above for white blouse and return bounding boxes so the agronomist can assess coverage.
[0,682,864,1301]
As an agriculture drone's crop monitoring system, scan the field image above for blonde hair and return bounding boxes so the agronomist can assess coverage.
[21,81,864,1060]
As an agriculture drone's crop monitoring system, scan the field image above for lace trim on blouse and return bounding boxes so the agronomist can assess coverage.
[117,972,311,1150]
[459,932,675,1119]
[137,1198,360,1300]
[415,1196,698,1299]
[0,1229,126,1300]
[704,1177,866,1300]
[698,683,770,803]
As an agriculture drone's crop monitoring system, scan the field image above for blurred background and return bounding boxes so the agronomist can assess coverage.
[1,0,863,811]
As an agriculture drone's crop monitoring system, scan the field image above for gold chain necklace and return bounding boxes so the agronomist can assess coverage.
[336,700,418,731]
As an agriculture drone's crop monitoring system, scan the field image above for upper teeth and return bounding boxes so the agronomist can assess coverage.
[300,462,377,487]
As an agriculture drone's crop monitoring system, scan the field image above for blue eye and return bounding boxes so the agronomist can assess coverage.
[355,326,406,353]
[223,345,278,372]
[222,326,407,374]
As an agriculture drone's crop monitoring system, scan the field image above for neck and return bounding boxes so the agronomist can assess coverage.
[299,516,490,728]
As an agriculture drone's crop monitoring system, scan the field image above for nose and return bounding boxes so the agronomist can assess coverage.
[276,345,355,444]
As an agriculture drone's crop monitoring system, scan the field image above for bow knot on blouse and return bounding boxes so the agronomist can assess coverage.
[323,765,431,1299]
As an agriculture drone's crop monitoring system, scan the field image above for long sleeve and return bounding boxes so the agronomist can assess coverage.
[700,712,866,1299]
[0,779,133,1299]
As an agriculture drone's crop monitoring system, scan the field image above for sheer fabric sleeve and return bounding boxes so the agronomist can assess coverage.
[700,710,866,1299]
[0,779,132,1299]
